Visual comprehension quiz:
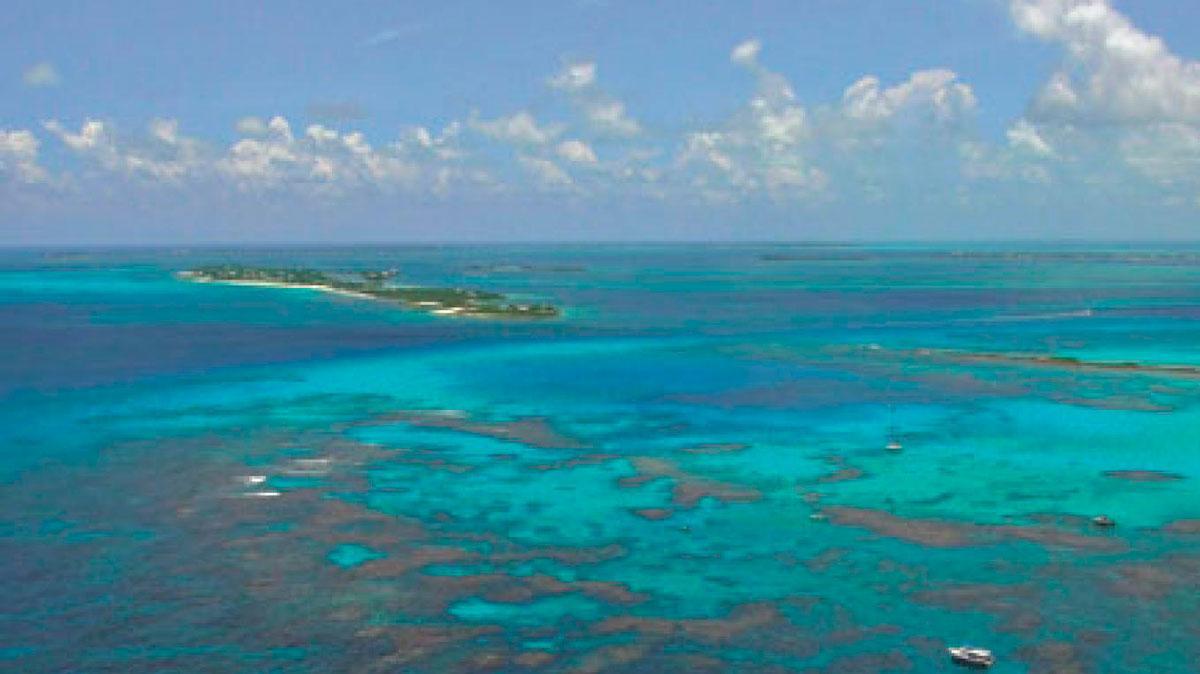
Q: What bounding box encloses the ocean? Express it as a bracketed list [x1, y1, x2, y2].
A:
[2, 244, 1199, 672]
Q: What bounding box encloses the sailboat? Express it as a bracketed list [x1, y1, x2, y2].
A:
[884, 404, 903, 452]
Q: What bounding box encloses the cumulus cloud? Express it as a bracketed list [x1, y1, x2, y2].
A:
[23, 62, 60, 88]
[44, 119, 105, 151]
[1002, 0, 1200, 196]
[470, 111, 561, 145]
[584, 100, 640, 137]
[1012, 0, 1200, 124]
[0, 129, 47, 183]
[45, 118, 206, 182]
[399, 121, 466, 162]
[219, 116, 427, 191]
[16, 10, 1200, 222]
[39, 115, 487, 198]
[518, 155, 573, 188]
[675, 40, 826, 200]
[676, 38, 987, 203]
[959, 139, 1053, 185]
[235, 116, 269, 135]
[548, 61, 597, 91]
[556, 139, 598, 164]
[1119, 123, 1200, 186]
[730, 39, 761, 67]
[548, 60, 641, 137]
[841, 69, 976, 124]
[1006, 119, 1055, 157]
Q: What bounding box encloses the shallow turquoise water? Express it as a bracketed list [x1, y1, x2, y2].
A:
[2, 244, 1199, 672]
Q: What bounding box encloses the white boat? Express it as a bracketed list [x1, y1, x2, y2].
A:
[948, 646, 995, 669]
[884, 405, 902, 452]
[1092, 514, 1116, 527]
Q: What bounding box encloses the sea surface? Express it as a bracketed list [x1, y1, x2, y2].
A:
[2, 244, 1199, 673]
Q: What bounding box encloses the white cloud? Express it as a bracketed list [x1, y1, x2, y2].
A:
[548, 61, 597, 91]
[518, 155, 573, 187]
[44, 119, 105, 151]
[680, 39, 984, 202]
[45, 118, 206, 182]
[38, 113, 493, 199]
[0, 129, 48, 183]
[676, 40, 822, 200]
[1006, 119, 1055, 156]
[556, 139, 598, 164]
[235, 116, 269, 135]
[548, 60, 641, 137]
[959, 139, 1053, 185]
[841, 69, 976, 124]
[23, 62, 60, 88]
[219, 117, 430, 191]
[1119, 123, 1200, 186]
[306, 124, 340, 144]
[398, 121, 465, 161]
[266, 115, 294, 142]
[1001, 0, 1200, 197]
[1011, 0, 1200, 124]
[585, 100, 640, 137]
[730, 39, 761, 67]
[218, 117, 489, 196]
[220, 136, 297, 186]
[18, 17, 1200, 218]
[470, 111, 561, 145]
[360, 23, 425, 48]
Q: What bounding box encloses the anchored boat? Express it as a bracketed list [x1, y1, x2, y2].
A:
[884, 404, 903, 452]
[948, 646, 995, 669]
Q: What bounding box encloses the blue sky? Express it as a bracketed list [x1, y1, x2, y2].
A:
[3, 0, 1200, 243]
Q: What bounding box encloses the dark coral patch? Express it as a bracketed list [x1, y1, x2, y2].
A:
[825, 506, 975, 548]
[513, 651, 555, 668]
[1106, 562, 1189, 599]
[809, 650, 913, 673]
[631, 507, 674, 521]
[530, 453, 620, 472]
[1164, 519, 1200, 534]
[619, 457, 762, 509]
[368, 410, 589, 449]
[678, 442, 749, 455]
[825, 506, 1126, 552]
[913, 582, 1042, 635]
[818, 467, 866, 484]
[803, 455, 869, 486]
[1015, 640, 1097, 674]
[1102, 469, 1186, 482]
[804, 547, 849, 573]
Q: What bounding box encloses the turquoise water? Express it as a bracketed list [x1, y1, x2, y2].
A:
[2, 244, 1199, 672]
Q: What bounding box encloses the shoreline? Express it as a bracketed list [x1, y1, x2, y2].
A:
[177, 273, 378, 301]
[175, 269, 560, 319]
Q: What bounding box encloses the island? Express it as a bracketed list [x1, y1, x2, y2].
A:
[177, 265, 560, 318]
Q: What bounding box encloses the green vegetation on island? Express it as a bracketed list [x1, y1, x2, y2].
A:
[180, 265, 560, 318]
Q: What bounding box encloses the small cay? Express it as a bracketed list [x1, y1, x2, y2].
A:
[179, 265, 559, 318]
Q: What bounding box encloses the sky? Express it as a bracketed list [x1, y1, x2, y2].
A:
[3, 0, 1200, 244]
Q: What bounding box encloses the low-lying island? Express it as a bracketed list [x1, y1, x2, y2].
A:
[179, 265, 560, 319]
